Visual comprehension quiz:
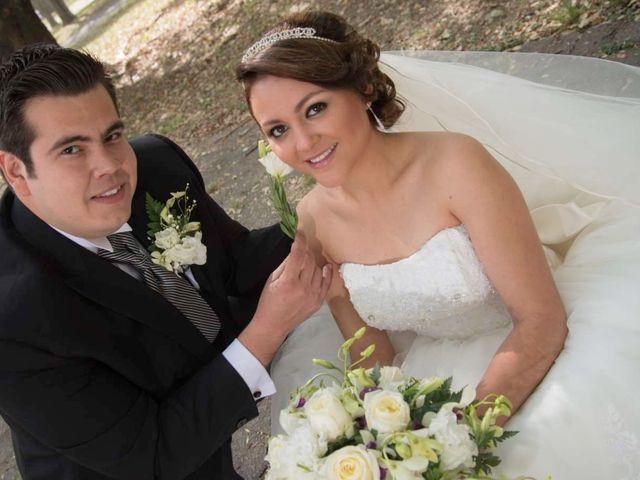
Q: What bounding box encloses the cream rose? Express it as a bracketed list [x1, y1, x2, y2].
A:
[364, 390, 410, 434]
[304, 388, 354, 442]
[322, 445, 380, 480]
[154, 227, 181, 250]
[163, 231, 207, 268]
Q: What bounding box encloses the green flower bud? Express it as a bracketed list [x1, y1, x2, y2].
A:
[341, 337, 356, 351]
[353, 326, 367, 340]
[160, 206, 171, 223]
[395, 442, 412, 459]
[182, 222, 201, 233]
[360, 344, 376, 359]
[352, 368, 376, 388]
[312, 358, 338, 370]
[341, 390, 364, 418]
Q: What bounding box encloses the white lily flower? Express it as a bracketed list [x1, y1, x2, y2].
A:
[258, 151, 294, 178]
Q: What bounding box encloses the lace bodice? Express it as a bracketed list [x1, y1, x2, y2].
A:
[340, 225, 511, 339]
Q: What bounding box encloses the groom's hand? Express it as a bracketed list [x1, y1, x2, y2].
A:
[238, 233, 332, 366]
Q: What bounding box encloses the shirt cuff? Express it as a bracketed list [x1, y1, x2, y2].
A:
[222, 339, 276, 401]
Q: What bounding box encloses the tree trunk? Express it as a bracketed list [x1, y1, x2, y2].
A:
[0, 0, 57, 60]
[49, 0, 76, 25]
[32, 0, 60, 29]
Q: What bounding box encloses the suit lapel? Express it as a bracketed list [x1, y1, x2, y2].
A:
[10, 196, 212, 360]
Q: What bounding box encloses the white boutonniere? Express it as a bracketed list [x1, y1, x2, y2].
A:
[145, 184, 207, 273]
[257, 139, 297, 239]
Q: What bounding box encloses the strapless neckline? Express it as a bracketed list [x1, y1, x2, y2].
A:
[341, 224, 466, 269]
[339, 223, 511, 338]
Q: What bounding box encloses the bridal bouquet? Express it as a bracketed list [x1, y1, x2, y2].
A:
[266, 328, 530, 480]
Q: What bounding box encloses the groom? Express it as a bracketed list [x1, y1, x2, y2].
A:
[0, 44, 330, 479]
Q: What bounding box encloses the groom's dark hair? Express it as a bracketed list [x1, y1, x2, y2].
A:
[0, 44, 118, 178]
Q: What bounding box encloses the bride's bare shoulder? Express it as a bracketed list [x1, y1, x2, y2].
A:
[412, 132, 499, 175]
[297, 185, 325, 220]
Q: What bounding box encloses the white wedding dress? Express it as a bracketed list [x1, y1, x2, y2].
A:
[270, 52, 640, 480]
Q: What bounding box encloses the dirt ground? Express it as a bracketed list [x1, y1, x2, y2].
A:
[1, 0, 639, 478]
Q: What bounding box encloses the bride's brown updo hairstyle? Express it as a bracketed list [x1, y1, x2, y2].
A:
[236, 11, 404, 129]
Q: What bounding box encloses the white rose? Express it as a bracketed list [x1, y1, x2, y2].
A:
[376, 366, 406, 391]
[154, 227, 181, 250]
[258, 151, 294, 178]
[304, 388, 354, 442]
[279, 408, 307, 436]
[426, 409, 477, 471]
[264, 435, 289, 478]
[322, 445, 380, 480]
[163, 231, 207, 267]
[265, 424, 326, 479]
[364, 390, 410, 434]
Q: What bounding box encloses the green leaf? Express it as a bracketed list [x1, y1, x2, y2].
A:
[145, 192, 164, 231]
[423, 467, 444, 480]
[474, 452, 501, 475]
[280, 221, 296, 240]
[494, 430, 519, 443]
[370, 362, 381, 385]
[325, 434, 357, 455]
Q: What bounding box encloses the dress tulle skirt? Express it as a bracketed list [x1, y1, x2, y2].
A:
[270, 52, 640, 480]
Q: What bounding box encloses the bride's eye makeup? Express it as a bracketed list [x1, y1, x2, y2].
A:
[266, 101, 327, 139]
[306, 102, 327, 117]
[268, 124, 288, 138]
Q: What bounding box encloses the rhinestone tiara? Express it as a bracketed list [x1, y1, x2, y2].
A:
[241, 27, 338, 62]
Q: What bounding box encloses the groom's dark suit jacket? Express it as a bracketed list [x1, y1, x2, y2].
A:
[0, 134, 291, 479]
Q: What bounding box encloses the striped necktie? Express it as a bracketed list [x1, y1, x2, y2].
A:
[98, 231, 221, 342]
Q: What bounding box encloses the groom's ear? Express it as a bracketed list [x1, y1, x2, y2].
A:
[0, 151, 31, 196]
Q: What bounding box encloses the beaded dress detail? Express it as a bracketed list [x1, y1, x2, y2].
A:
[340, 225, 511, 339]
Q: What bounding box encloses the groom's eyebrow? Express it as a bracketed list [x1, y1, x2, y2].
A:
[48, 134, 91, 154]
[47, 121, 125, 154]
[261, 89, 325, 128]
[103, 120, 125, 138]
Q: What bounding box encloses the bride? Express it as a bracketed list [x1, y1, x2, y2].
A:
[236, 11, 640, 480]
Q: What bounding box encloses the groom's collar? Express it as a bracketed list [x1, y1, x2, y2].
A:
[50, 223, 132, 254]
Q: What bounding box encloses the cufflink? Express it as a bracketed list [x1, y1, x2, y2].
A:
[253, 390, 262, 399]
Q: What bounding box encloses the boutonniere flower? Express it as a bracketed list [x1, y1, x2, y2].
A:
[257, 139, 297, 239]
[145, 183, 206, 273]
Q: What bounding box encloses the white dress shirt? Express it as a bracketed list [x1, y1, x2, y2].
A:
[51, 223, 275, 401]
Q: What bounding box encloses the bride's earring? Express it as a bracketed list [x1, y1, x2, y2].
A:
[366, 103, 387, 131]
